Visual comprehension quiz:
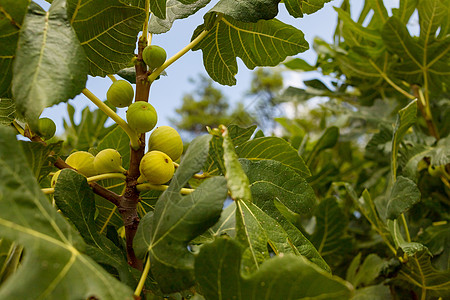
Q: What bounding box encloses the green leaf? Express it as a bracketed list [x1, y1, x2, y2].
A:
[0, 0, 29, 97]
[346, 253, 387, 288]
[192, 16, 308, 86]
[310, 198, 352, 264]
[0, 98, 15, 126]
[418, 0, 448, 41]
[387, 220, 428, 256]
[0, 126, 133, 299]
[19, 140, 62, 182]
[117, 67, 137, 84]
[353, 284, 392, 300]
[235, 199, 299, 274]
[12, 0, 89, 122]
[222, 125, 252, 202]
[284, 57, 316, 71]
[193, 201, 236, 244]
[386, 176, 421, 220]
[382, 16, 450, 93]
[195, 237, 353, 299]
[53, 169, 136, 286]
[241, 159, 329, 271]
[397, 250, 450, 298]
[208, 0, 279, 23]
[307, 126, 339, 165]
[133, 134, 228, 293]
[427, 135, 450, 166]
[236, 136, 311, 178]
[284, 0, 332, 18]
[392, 0, 419, 24]
[150, 0, 166, 19]
[391, 100, 417, 180]
[149, 0, 211, 34]
[67, 0, 145, 76]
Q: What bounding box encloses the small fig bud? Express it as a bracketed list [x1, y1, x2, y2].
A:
[107, 80, 134, 108]
[142, 45, 166, 70]
[51, 169, 62, 187]
[148, 126, 183, 161]
[65, 151, 97, 177]
[138, 150, 174, 184]
[126, 101, 158, 133]
[428, 165, 445, 177]
[94, 148, 127, 174]
[37, 117, 56, 140]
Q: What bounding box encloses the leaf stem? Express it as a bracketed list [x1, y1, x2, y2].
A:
[107, 74, 117, 82]
[173, 162, 209, 179]
[87, 173, 127, 182]
[82, 88, 140, 149]
[136, 183, 194, 194]
[134, 254, 151, 297]
[140, 0, 150, 45]
[411, 85, 440, 140]
[148, 29, 210, 82]
[11, 120, 25, 135]
[369, 60, 415, 100]
[400, 213, 411, 243]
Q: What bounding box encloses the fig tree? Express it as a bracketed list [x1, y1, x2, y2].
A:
[137, 150, 174, 184]
[142, 45, 166, 70]
[107, 80, 134, 108]
[37, 117, 56, 140]
[94, 148, 127, 174]
[126, 101, 157, 133]
[148, 126, 183, 161]
[65, 151, 97, 177]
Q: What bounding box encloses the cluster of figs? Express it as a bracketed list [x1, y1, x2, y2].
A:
[52, 45, 183, 186]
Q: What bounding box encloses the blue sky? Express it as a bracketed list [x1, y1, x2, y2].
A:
[35, 0, 400, 137]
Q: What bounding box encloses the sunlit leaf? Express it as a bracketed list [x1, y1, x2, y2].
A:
[12, 0, 89, 123]
[208, 0, 279, 23]
[284, 0, 332, 18]
[67, 0, 145, 76]
[192, 16, 308, 85]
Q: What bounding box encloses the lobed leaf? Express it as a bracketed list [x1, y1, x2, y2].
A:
[195, 237, 353, 299]
[12, 0, 89, 123]
[0, 0, 29, 97]
[208, 0, 279, 23]
[284, 0, 332, 18]
[67, 0, 145, 76]
[192, 16, 308, 85]
[386, 176, 421, 220]
[0, 126, 134, 299]
[20, 140, 62, 182]
[237, 136, 311, 178]
[0, 98, 15, 126]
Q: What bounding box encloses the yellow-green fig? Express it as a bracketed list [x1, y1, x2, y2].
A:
[148, 126, 183, 161]
[138, 150, 174, 184]
[107, 80, 134, 108]
[142, 45, 166, 70]
[428, 165, 445, 177]
[126, 101, 158, 133]
[65, 151, 97, 177]
[37, 117, 56, 140]
[94, 148, 127, 174]
[51, 169, 62, 187]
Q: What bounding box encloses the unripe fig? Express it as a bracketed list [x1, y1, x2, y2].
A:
[138, 150, 174, 184]
[148, 126, 183, 161]
[428, 165, 445, 177]
[65, 151, 97, 177]
[126, 101, 157, 133]
[94, 148, 127, 174]
[37, 117, 56, 139]
[142, 45, 166, 70]
[107, 80, 134, 108]
[51, 170, 62, 187]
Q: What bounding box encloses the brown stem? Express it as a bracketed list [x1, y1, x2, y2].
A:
[411, 85, 440, 140]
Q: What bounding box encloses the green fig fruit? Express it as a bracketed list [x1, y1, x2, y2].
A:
[65, 151, 97, 177]
[107, 80, 134, 108]
[51, 169, 62, 187]
[148, 126, 183, 161]
[137, 150, 174, 184]
[94, 148, 127, 174]
[126, 101, 158, 133]
[37, 117, 56, 140]
[142, 45, 166, 70]
[428, 165, 445, 177]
